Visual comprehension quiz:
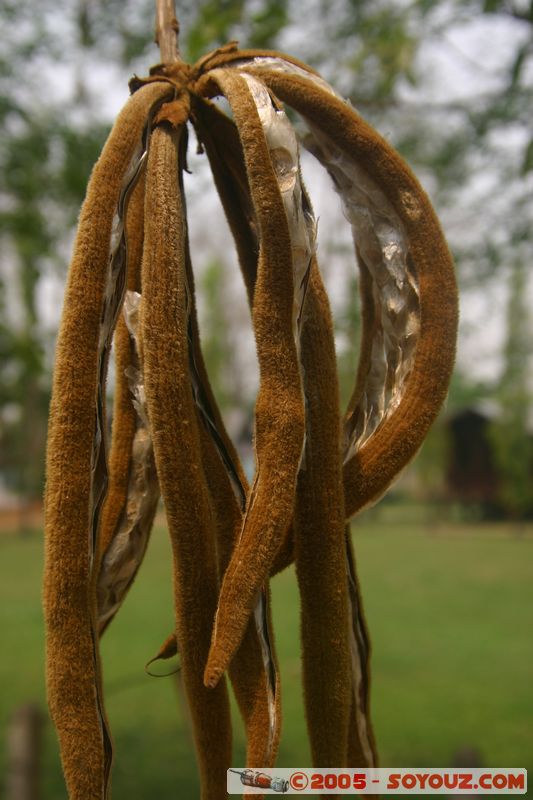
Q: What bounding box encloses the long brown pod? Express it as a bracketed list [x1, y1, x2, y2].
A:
[43, 80, 171, 800]
[202, 69, 306, 690]
[192, 97, 258, 303]
[292, 259, 352, 769]
[98, 175, 146, 558]
[96, 173, 161, 636]
[194, 90, 375, 770]
[240, 65, 458, 518]
[140, 119, 231, 799]
[191, 97, 293, 579]
[219, 70, 362, 775]
[193, 96, 284, 769]
[208, 54, 455, 772]
[197, 48, 456, 562]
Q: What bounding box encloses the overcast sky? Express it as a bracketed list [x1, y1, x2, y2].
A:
[5, 1, 532, 392]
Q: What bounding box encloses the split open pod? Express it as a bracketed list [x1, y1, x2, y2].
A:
[43, 44, 457, 799]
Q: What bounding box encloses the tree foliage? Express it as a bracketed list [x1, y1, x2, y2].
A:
[0, 0, 531, 507]
[489, 260, 533, 519]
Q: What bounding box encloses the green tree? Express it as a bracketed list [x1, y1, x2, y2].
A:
[489, 260, 533, 519]
[199, 259, 236, 412]
[1, 0, 531, 503]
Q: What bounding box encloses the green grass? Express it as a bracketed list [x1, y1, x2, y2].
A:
[1, 512, 532, 797]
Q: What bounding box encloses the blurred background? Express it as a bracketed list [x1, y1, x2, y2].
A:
[0, 0, 532, 797]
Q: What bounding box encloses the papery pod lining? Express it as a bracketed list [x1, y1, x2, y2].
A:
[97, 172, 160, 635]
[98, 174, 146, 559]
[97, 290, 159, 634]
[241, 66, 457, 517]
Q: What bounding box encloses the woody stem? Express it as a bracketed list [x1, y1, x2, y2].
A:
[155, 0, 181, 63]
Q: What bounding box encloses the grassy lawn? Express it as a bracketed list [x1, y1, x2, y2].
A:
[1, 510, 532, 797]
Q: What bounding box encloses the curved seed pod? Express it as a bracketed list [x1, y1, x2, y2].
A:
[43, 80, 171, 800]
[98, 175, 146, 558]
[192, 97, 258, 303]
[225, 75, 359, 773]
[146, 97, 284, 770]
[238, 63, 458, 518]
[194, 94, 372, 770]
[96, 289, 160, 635]
[193, 97, 282, 768]
[192, 97, 294, 581]
[194, 45, 323, 85]
[292, 259, 352, 768]
[185, 251, 282, 769]
[96, 175, 161, 636]
[203, 68, 306, 690]
[140, 121, 231, 800]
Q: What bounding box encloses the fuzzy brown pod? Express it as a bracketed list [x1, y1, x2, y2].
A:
[43, 43, 457, 799]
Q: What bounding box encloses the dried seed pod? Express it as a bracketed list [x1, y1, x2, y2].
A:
[203, 68, 306, 690]
[192, 97, 258, 302]
[43, 80, 172, 800]
[292, 260, 352, 769]
[197, 51, 455, 774]
[232, 59, 458, 515]
[180, 160, 281, 768]
[96, 289, 160, 635]
[140, 121, 231, 799]
[98, 174, 146, 557]
[193, 94, 292, 765]
[345, 527, 378, 767]
[97, 175, 161, 636]
[44, 40, 457, 798]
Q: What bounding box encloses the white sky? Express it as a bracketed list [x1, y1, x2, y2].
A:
[16, 3, 533, 391]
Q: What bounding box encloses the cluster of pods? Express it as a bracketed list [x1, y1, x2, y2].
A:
[43, 43, 458, 799]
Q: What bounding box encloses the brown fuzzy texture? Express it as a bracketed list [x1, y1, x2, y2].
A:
[140, 121, 231, 800]
[98, 174, 146, 560]
[193, 96, 282, 768]
[44, 47, 458, 796]
[183, 166, 282, 768]
[43, 81, 171, 800]
[243, 67, 458, 518]
[192, 97, 258, 303]
[193, 45, 322, 83]
[98, 317, 137, 557]
[199, 422, 282, 769]
[195, 95, 375, 768]
[293, 262, 351, 768]
[192, 98, 293, 579]
[203, 69, 305, 689]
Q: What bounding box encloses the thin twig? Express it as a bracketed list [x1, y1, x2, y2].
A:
[155, 0, 181, 64]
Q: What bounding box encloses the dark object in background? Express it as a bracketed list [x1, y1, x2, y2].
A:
[446, 406, 533, 520]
